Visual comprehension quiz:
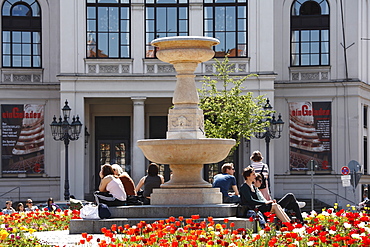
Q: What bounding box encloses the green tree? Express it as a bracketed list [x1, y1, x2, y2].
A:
[198, 56, 273, 151]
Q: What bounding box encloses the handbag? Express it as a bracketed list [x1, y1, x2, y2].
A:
[259, 164, 267, 189]
[80, 203, 100, 219]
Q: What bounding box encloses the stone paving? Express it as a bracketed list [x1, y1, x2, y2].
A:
[33, 230, 106, 246]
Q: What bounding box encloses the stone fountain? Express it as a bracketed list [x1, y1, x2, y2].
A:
[137, 36, 235, 205]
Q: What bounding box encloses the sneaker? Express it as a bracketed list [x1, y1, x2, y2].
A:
[297, 201, 306, 208]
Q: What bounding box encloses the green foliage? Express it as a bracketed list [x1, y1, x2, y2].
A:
[198, 56, 273, 150]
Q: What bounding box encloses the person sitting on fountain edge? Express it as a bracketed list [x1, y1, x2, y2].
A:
[212, 163, 240, 203]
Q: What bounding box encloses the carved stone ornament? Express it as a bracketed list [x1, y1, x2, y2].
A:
[238, 63, 246, 72]
[99, 65, 119, 73]
[321, 72, 329, 80]
[205, 64, 213, 73]
[122, 65, 130, 73]
[13, 74, 32, 82]
[147, 65, 155, 73]
[4, 74, 11, 82]
[33, 74, 41, 82]
[88, 64, 96, 73]
[158, 65, 175, 73]
[301, 72, 319, 80]
[292, 73, 299, 80]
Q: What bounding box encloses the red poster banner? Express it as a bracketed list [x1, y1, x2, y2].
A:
[289, 102, 332, 172]
[1, 104, 45, 174]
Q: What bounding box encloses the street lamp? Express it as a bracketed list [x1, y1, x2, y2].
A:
[50, 100, 83, 200]
[254, 99, 284, 166]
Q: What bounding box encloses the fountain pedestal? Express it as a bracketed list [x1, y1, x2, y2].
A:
[137, 36, 235, 205]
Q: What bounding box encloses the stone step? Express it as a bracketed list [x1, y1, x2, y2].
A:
[70, 217, 256, 234]
[109, 204, 237, 218]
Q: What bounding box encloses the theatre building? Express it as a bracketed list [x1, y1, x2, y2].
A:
[0, 0, 370, 207]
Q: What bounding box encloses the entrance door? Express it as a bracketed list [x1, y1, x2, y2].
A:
[95, 116, 130, 189]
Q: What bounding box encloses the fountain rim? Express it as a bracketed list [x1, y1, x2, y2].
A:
[151, 36, 220, 47]
[137, 138, 236, 146]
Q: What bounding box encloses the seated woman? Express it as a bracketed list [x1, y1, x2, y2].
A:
[239, 166, 290, 223]
[135, 163, 164, 205]
[255, 173, 304, 223]
[95, 164, 127, 206]
[111, 164, 137, 196]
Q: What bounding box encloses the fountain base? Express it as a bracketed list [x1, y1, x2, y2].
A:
[150, 187, 222, 205]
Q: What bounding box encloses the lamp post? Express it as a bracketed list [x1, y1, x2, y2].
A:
[50, 100, 82, 200]
[254, 99, 284, 166]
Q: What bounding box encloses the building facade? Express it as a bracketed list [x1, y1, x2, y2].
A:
[0, 0, 369, 207]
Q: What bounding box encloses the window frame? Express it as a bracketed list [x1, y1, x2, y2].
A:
[86, 0, 131, 59]
[290, 0, 330, 67]
[203, 0, 248, 58]
[145, 0, 189, 58]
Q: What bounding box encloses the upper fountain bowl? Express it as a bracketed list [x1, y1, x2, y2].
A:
[151, 36, 220, 64]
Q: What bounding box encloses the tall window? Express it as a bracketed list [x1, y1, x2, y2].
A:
[145, 0, 189, 58]
[204, 0, 247, 58]
[291, 0, 329, 66]
[2, 0, 41, 68]
[86, 0, 130, 58]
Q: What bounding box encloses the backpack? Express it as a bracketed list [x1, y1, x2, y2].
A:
[258, 164, 268, 189]
[98, 203, 111, 219]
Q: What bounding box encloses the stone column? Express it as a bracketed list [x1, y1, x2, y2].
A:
[131, 96, 147, 184]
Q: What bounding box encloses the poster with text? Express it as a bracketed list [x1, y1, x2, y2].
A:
[1, 104, 45, 174]
[289, 102, 332, 172]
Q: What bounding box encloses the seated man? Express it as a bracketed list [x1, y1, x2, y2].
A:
[212, 163, 240, 203]
[255, 173, 304, 223]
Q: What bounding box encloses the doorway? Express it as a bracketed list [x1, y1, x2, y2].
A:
[95, 116, 130, 189]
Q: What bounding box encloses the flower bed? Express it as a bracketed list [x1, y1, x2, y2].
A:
[0, 209, 80, 246]
[77, 207, 370, 246]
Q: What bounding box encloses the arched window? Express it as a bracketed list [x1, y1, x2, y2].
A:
[204, 0, 247, 58]
[86, 0, 131, 58]
[2, 0, 41, 68]
[291, 0, 329, 66]
[145, 0, 189, 58]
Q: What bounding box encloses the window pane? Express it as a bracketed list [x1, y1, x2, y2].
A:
[146, 7, 154, 19]
[33, 44, 40, 55]
[98, 33, 108, 56]
[291, 31, 299, 42]
[311, 30, 319, 41]
[31, 2, 41, 16]
[33, 32, 41, 43]
[320, 1, 329, 15]
[98, 0, 118, 3]
[179, 7, 187, 19]
[87, 45, 97, 57]
[87, 0, 96, 2]
[291, 42, 299, 53]
[301, 54, 309, 65]
[2, 2, 11, 16]
[13, 56, 21, 66]
[226, 7, 235, 31]
[321, 41, 329, 53]
[238, 6, 246, 18]
[204, 6, 213, 19]
[109, 33, 119, 57]
[87, 7, 96, 19]
[3, 31, 11, 42]
[167, 8, 178, 32]
[301, 30, 309, 42]
[215, 7, 225, 31]
[22, 44, 31, 55]
[226, 33, 235, 54]
[238, 32, 246, 43]
[98, 7, 109, 31]
[321, 30, 329, 41]
[146, 20, 155, 32]
[121, 0, 129, 3]
[121, 46, 129, 57]
[179, 20, 187, 32]
[157, 8, 166, 32]
[311, 54, 319, 65]
[109, 7, 119, 31]
[13, 32, 22, 42]
[205, 20, 213, 32]
[291, 54, 299, 66]
[238, 19, 245, 31]
[120, 33, 129, 45]
[3, 55, 11, 66]
[215, 32, 225, 52]
[33, 56, 41, 67]
[121, 20, 129, 32]
[3, 44, 11, 54]
[12, 4, 31, 16]
[321, 54, 329, 65]
[87, 20, 96, 32]
[121, 7, 129, 19]
[146, 33, 155, 44]
[22, 56, 31, 67]
[301, 43, 309, 54]
[13, 44, 22, 55]
[311, 42, 319, 53]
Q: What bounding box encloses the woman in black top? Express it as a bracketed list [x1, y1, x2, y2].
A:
[135, 163, 164, 204]
[240, 166, 290, 223]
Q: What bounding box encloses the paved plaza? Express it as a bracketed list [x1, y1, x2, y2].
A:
[33, 230, 106, 246]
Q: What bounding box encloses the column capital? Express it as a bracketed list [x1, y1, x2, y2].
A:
[131, 96, 147, 105]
